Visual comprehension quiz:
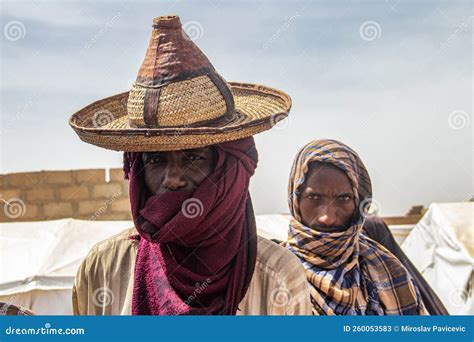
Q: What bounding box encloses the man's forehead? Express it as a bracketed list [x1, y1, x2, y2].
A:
[305, 161, 353, 191]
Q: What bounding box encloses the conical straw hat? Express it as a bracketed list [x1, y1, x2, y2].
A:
[69, 15, 291, 152]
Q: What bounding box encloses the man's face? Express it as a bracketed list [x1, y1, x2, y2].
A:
[298, 162, 356, 232]
[142, 147, 216, 195]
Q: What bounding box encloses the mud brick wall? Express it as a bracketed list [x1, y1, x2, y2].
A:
[0, 169, 132, 222]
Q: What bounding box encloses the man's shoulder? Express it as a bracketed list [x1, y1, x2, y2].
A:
[73, 227, 137, 315]
[239, 236, 311, 315]
[255, 235, 305, 280]
[92, 227, 137, 250]
[81, 227, 137, 268]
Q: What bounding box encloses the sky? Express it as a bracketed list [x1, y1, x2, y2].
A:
[0, 0, 472, 216]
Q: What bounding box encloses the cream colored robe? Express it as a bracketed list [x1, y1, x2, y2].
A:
[72, 228, 312, 315]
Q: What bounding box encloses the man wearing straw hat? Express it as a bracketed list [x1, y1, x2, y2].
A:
[70, 15, 311, 315]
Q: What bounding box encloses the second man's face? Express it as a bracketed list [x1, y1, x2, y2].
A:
[298, 162, 356, 232]
[142, 147, 216, 195]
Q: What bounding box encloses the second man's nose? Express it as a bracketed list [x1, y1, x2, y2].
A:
[316, 206, 337, 227]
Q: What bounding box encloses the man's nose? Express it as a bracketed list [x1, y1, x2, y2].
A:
[162, 165, 186, 190]
[317, 205, 338, 226]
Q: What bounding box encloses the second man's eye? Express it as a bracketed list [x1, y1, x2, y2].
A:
[307, 194, 320, 200]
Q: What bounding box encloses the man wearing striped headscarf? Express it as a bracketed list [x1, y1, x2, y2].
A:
[286, 139, 428, 315]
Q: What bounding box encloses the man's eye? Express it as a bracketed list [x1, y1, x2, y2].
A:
[188, 155, 204, 162]
[338, 195, 351, 201]
[307, 194, 320, 200]
[148, 156, 164, 164]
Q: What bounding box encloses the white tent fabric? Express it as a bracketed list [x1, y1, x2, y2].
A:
[0, 217, 289, 315]
[255, 214, 290, 241]
[401, 202, 473, 315]
[1, 208, 469, 315]
[0, 218, 132, 315]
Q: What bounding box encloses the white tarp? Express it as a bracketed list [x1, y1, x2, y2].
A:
[0, 217, 289, 314]
[1, 208, 470, 315]
[255, 214, 290, 241]
[0, 218, 132, 314]
[401, 202, 473, 315]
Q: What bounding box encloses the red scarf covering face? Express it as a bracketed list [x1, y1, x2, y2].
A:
[123, 137, 258, 315]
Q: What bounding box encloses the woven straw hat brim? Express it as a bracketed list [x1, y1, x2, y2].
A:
[69, 82, 291, 152]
